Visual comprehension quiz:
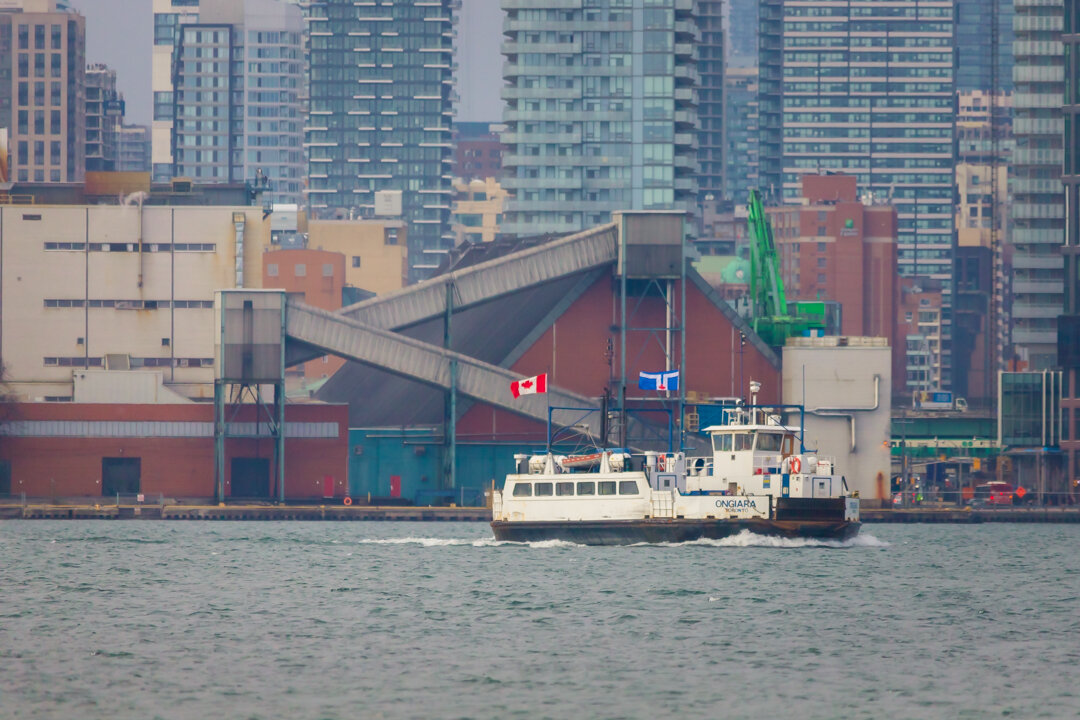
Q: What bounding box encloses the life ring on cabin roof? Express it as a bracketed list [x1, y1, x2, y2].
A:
[343, 496, 353, 506]
[790, 457, 801, 474]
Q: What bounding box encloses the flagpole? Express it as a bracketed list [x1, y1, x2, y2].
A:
[546, 372, 552, 455]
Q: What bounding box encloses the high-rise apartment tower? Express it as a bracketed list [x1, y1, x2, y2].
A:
[305, 0, 455, 281]
[499, 0, 698, 236]
[170, 0, 304, 204]
[759, 0, 956, 388]
[0, 0, 85, 183]
[1012, 0, 1065, 369]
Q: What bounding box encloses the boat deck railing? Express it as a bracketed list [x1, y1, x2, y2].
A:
[751, 455, 785, 475]
[686, 457, 713, 477]
[748, 454, 838, 475]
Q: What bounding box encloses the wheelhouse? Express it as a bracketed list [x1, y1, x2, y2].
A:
[709, 428, 796, 455]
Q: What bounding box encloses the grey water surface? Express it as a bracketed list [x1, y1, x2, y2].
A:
[1, 522, 1077, 720]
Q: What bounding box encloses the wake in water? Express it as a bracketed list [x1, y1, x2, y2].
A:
[353, 531, 888, 549]
[658, 530, 890, 549]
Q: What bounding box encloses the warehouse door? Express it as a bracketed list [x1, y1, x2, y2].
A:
[0, 461, 10, 496]
[231, 458, 270, 498]
[102, 458, 141, 496]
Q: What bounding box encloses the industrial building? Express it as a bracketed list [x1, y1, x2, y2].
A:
[0, 190, 894, 507]
[783, 337, 892, 502]
[0, 177, 352, 502]
[0, 401, 347, 501]
[288, 211, 889, 505]
[0, 177, 272, 402]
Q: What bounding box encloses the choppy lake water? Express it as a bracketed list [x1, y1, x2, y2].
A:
[1, 521, 1078, 719]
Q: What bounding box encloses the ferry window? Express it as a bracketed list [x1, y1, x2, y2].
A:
[713, 433, 732, 452]
[535, 482, 554, 496]
[556, 482, 574, 496]
[512, 483, 532, 497]
[734, 433, 754, 451]
[618, 480, 638, 495]
[598, 481, 617, 496]
[757, 433, 783, 452]
[576, 481, 595, 495]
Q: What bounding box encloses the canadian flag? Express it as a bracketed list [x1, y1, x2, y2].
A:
[510, 373, 547, 398]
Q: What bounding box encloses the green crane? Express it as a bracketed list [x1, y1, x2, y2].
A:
[746, 189, 826, 347]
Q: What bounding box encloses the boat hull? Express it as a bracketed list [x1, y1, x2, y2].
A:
[490, 518, 861, 546]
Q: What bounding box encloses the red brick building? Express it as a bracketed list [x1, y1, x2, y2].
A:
[0, 402, 348, 501]
[768, 174, 902, 393]
[453, 122, 506, 181]
[263, 248, 347, 385]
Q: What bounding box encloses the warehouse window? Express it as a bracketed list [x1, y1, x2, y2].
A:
[322, 263, 333, 277]
[294, 263, 306, 277]
[267, 263, 278, 277]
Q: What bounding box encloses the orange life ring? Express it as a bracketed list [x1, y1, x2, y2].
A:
[791, 457, 801, 474]
[657, 455, 666, 472]
[343, 496, 353, 506]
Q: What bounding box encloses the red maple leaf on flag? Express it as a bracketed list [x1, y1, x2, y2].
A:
[510, 373, 547, 398]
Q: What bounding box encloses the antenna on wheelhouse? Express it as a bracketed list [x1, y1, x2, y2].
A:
[749, 380, 761, 423]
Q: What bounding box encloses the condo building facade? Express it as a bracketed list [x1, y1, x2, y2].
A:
[304, 0, 455, 280]
[499, 0, 699, 236]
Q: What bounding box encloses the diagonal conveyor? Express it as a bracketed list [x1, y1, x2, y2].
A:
[338, 223, 618, 329]
[285, 301, 601, 430]
[283, 223, 618, 367]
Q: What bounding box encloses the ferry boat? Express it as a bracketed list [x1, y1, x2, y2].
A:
[491, 386, 860, 545]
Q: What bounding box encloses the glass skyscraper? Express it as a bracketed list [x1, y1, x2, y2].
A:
[698, 0, 723, 205]
[170, 0, 305, 205]
[723, 66, 758, 204]
[1012, 0, 1064, 370]
[759, 0, 956, 388]
[725, 0, 757, 69]
[499, 0, 698, 236]
[955, 0, 1014, 93]
[305, 0, 455, 280]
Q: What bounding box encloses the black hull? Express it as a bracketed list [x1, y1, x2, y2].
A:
[490, 518, 861, 546]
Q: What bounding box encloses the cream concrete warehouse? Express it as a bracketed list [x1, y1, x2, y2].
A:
[782, 338, 892, 505]
[0, 191, 271, 401]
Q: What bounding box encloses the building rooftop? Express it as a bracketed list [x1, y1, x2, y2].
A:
[3, 175, 264, 207]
